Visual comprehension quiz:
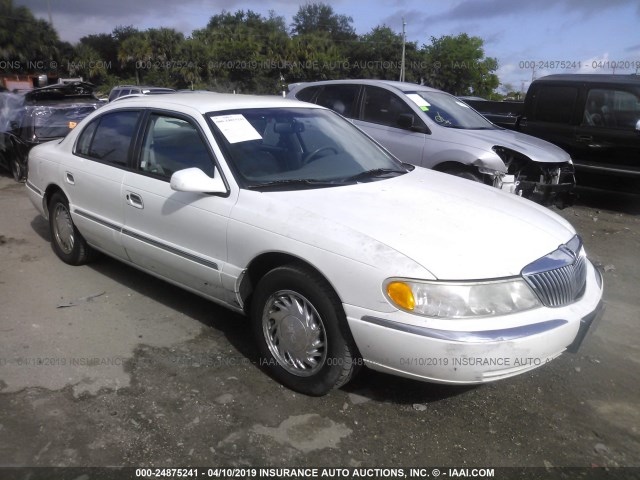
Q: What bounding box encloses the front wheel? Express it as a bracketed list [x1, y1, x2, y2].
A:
[48, 192, 96, 265]
[441, 166, 483, 183]
[251, 264, 359, 396]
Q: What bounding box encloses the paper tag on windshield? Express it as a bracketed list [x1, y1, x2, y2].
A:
[406, 94, 430, 108]
[211, 114, 262, 143]
[455, 101, 471, 108]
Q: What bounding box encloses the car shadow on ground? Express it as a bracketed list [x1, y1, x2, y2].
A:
[92, 256, 474, 402]
[574, 187, 640, 215]
[572, 173, 640, 215]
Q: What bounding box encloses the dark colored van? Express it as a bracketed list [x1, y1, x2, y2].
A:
[468, 74, 640, 181]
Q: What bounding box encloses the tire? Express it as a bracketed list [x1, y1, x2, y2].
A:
[251, 264, 359, 396]
[441, 166, 483, 183]
[11, 155, 25, 183]
[48, 192, 95, 265]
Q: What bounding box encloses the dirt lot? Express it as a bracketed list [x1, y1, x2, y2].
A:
[0, 172, 639, 475]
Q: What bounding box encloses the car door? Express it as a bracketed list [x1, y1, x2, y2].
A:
[121, 111, 234, 300]
[573, 86, 640, 175]
[519, 84, 579, 156]
[353, 86, 427, 165]
[65, 110, 142, 259]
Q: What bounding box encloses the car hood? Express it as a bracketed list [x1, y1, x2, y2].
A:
[263, 168, 576, 279]
[445, 127, 571, 164]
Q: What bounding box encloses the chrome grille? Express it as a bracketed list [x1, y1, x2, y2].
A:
[522, 235, 588, 308]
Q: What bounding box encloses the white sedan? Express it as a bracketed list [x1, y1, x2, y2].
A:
[25, 93, 604, 396]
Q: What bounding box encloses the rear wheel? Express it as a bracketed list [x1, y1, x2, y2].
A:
[48, 192, 95, 265]
[11, 155, 25, 182]
[251, 264, 359, 396]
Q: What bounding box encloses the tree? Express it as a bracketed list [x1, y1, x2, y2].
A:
[346, 26, 419, 81]
[177, 39, 207, 89]
[286, 32, 345, 82]
[69, 44, 107, 82]
[0, 0, 66, 76]
[79, 33, 119, 76]
[422, 34, 499, 97]
[291, 3, 356, 43]
[194, 10, 291, 93]
[117, 33, 151, 85]
[147, 28, 184, 63]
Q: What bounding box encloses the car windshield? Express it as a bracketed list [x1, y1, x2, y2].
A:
[32, 105, 97, 139]
[208, 107, 409, 189]
[407, 91, 496, 130]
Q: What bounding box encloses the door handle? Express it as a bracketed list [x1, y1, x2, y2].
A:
[576, 134, 593, 142]
[126, 192, 144, 209]
[65, 172, 75, 185]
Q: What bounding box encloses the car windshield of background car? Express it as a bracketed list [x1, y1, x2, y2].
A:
[409, 91, 495, 130]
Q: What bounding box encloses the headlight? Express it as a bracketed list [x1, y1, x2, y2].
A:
[385, 278, 541, 319]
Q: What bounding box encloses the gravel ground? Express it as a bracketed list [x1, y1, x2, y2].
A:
[0, 172, 639, 477]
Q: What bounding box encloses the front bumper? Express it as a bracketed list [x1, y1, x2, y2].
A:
[518, 181, 575, 208]
[345, 261, 603, 384]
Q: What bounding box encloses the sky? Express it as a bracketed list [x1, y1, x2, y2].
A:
[15, 0, 640, 92]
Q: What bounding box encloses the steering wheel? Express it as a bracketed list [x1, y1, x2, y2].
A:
[302, 146, 338, 164]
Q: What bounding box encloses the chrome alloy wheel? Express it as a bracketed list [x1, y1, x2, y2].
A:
[262, 290, 327, 376]
[52, 203, 75, 254]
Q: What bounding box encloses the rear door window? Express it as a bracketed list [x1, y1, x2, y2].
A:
[76, 111, 140, 167]
[295, 86, 321, 102]
[314, 85, 360, 118]
[532, 86, 578, 124]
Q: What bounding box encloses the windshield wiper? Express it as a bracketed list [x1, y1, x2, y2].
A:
[246, 178, 339, 190]
[342, 168, 407, 183]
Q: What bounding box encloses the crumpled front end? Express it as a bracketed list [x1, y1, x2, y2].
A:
[492, 146, 576, 208]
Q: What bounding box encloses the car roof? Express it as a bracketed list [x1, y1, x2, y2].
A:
[533, 74, 640, 85]
[24, 81, 98, 103]
[102, 92, 322, 114]
[290, 79, 444, 94]
[112, 85, 175, 90]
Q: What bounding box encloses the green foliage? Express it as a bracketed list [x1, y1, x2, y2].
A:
[422, 33, 499, 96]
[69, 44, 107, 82]
[0, 1, 501, 97]
[291, 3, 356, 42]
[345, 26, 421, 81]
[0, 0, 68, 76]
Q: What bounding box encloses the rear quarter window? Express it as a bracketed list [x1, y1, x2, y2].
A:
[295, 86, 320, 102]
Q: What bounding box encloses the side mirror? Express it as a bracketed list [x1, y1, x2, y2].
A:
[397, 113, 429, 134]
[170, 167, 227, 194]
[397, 113, 415, 130]
[635, 119, 640, 133]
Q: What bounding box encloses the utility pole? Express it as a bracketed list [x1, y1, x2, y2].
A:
[399, 18, 406, 82]
[47, 0, 53, 27]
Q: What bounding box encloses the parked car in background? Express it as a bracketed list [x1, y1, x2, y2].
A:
[26, 93, 603, 395]
[465, 74, 640, 182]
[108, 85, 176, 102]
[0, 82, 102, 181]
[287, 80, 576, 207]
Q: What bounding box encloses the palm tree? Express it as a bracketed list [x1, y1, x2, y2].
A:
[117, 35, 151, 85]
